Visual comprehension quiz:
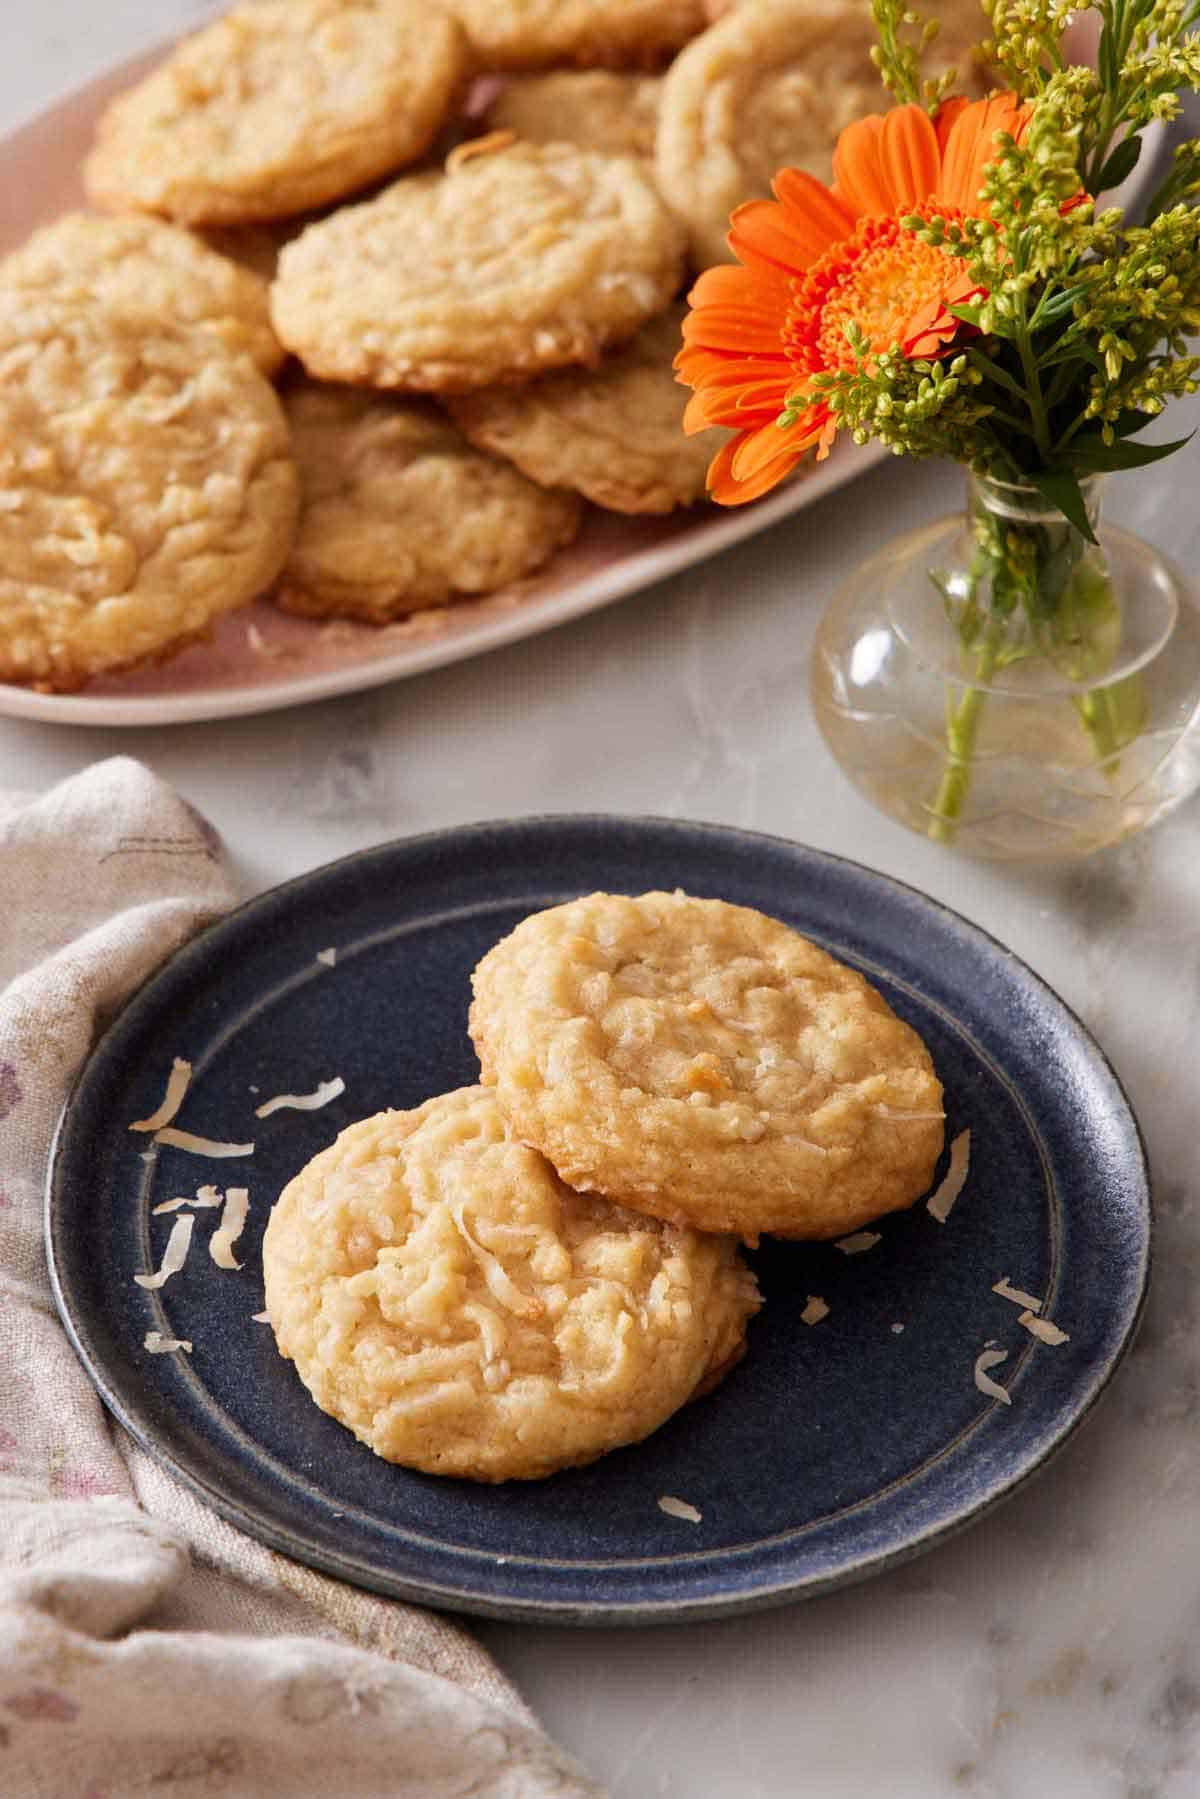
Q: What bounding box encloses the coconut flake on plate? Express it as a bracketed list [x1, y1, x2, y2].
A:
[835, 1231, 881, 1255]
[1018, 1309, 1070, 1345]
[973, 1346, 1013, 1405]
[800, 1295, 830, 1326]
[144, 1330, 192, 1354]
[657, 1495, 702, 1524]
[927, 1129, 972, 1223]
[129, 1057, 192, 1132]
[134, 1214, 194, 1290]
[315, 947, 337, 967]
[151, 1183, 225, 1215]
[251, 1310, 271, 1323]
[210, 1187, 250, 1269]
[153, 1127, 254, 1157]
[992, 1275, 1043, 1312]
[254, 1077, 345, 1118]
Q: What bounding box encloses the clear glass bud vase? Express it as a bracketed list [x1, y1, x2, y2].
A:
[810, 472, 1200, 860]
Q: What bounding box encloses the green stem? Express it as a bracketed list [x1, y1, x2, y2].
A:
[927, 619, 1004, 845]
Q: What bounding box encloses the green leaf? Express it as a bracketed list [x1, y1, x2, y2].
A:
[1062, 431, 1194, 473]
[1032, 282, 1092, 326]
[947, 303, 984, 328]
[1094, 134, 1142, 194]
[965, 346, 1027, 398]
[1028, 467, 1100, 543]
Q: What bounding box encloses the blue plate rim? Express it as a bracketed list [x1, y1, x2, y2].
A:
[44, 814, 1152, 1624]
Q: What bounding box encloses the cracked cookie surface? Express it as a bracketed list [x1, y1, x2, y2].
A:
[470, 891, 945, 1239]
[447, 307, 726, 513]
[84, 0, 468, 225]
[262, 1087, 760, 1481]
[269, 140, 685, 391]
[275, 381, 581, 621]
[1, 211, 283, 376]
[0, 298, 297, 690]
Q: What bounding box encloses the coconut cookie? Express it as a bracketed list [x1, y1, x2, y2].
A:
[447, 307, 726, 513]
[483, 71, 663, 162]
[470, 891, 945, 1240]
[0, 298, 297, 692]
[656, 0, 991, 269]
[274, 382, 581, 622]
[451, 0, 707, 70]
[83, 0, 469, 226]
[269, 140, 686, 392]
[0, 212, 284, 377]
[261, 1088, 761, 1482]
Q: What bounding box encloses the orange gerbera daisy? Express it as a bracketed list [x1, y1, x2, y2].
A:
[677, 94, 1033, 504]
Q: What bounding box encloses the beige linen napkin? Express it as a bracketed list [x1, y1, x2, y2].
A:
[0, 757, 602, 1799]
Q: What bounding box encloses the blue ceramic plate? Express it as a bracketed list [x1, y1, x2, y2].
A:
[46, 818, 1150, 1624]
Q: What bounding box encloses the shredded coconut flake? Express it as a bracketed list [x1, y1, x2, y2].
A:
[144, 1331, 192, 1354]
[1018, 1309, 1070, 1346]
[210, 1188, 250, 1270]
[891, 1322, 906, 1334]
[993, 1275, 1043, 1313]
[927, 1129, 972, 1223]
[835, 1231, 881, 1255]
[254, 1077, 345, 1119]
[453, 1203, 542, 1318]
[315, 947, 337, 967]
[152, 1184, 225, 1215]
[801, 1295, 830, 1326]
[973, 1346, 1013, 1406]
[154, 1127, 254, 1158]
[657, 1495, 702, 1524]
[251, 1310, 271, 1324]
[129, 1058, 192, 1132]
[134, 1214, 194, 1290]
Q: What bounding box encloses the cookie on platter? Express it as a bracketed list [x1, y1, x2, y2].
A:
[0, 211, 284, 377]
[275, 381, 582, 621]
[446, 307, 727, 513]
[269, 140, 686, 391]
[84, 0, 469, 225]
[0, 298, 297, 692]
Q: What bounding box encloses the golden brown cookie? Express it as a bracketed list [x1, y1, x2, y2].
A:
[450, 0, 707, 70]
[0, 298, 297, 691]
[269, 139, 686, 391]
[483, 71, 662, 162]
[0, 211, 283, 377]
[470, 891, 945, 1240]
[261, 1087, 761, 1482]
[446, 307, 725, 513]
[274, 380, 581, 621]
[656, 0, 991, 268]
[83, 0, 469, 226]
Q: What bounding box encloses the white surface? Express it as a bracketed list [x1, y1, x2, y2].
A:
[5, 10, 1200, 1795]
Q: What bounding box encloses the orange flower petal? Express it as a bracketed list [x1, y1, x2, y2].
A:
[939, 93, 1030, 212]
[832, 113, 892, 217]
[933, 95, 970, 155]
[687, 261, 792, 312]
[729, 183, 853, 276]
[707, 429, 818, 504]
[879, 106, 942, 212]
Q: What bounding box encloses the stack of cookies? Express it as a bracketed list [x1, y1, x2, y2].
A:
[1, 0, 991, 691]
[262, 891, 945, 1482]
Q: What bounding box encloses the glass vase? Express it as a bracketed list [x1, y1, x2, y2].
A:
[810, 471, 1200, 860]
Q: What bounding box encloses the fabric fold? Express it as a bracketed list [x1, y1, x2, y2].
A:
[0, 757, 602, 1799]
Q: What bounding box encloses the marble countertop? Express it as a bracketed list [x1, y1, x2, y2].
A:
[4, 8, 1200, 1794]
